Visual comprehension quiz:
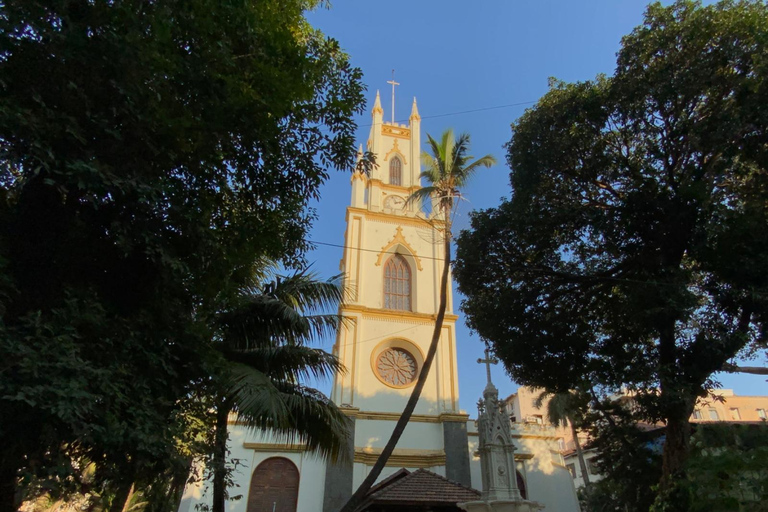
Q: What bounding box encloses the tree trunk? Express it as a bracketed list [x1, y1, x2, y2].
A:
[571, 421, 590, 489]
[339, 221, 452, 512]
[212, 397, 231, 512]
[657, 320, 693, 489]
[0, 458, 17, 512]
[660, 410, 691, 486]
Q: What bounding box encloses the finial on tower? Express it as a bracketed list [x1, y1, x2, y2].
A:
[410, 97, 420, 122]
[372, 90, 383, 117]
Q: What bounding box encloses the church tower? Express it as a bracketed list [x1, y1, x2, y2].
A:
[323, 91, 471, 511]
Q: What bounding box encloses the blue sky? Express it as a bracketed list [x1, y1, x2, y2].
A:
[303, 0, 767, 412]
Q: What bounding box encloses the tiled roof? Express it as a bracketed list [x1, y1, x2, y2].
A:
[360, 469, 481, 508]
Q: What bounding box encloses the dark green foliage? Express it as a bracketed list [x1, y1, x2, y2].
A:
[455, 0, 768, 488]
[658, 423, 768, 512]
[584, 422, 768, 512]
[0, 0, 364, 509]
[580, 402, 663, 512]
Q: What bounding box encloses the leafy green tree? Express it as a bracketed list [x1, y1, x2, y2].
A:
[673, 423, 768, 512]
[0, 0, 364, 510]
[455, 0, 768, 497]
[209, 268, 350, 512]
[534, 390, 591, 490]
[340, 129, 496, 512]
[580, 401, 663, 512]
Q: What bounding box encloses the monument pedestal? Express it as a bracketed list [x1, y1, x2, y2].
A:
[459, 498, 544, 512]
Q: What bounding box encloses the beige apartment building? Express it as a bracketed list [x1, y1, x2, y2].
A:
[503, 387, 768, 489]
[690, 389, 768, 422]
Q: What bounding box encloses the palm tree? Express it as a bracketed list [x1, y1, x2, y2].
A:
[210, 268, 350, 512]
[340, 129, 496, 512]
[535, 390, 591, 489]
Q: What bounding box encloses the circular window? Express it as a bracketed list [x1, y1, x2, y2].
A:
[375, 347, 418, 387]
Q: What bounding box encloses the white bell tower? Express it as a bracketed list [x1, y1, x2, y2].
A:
[323, 89, 471, 511]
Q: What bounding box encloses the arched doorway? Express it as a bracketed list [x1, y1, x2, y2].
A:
[247, 457, 299, 512]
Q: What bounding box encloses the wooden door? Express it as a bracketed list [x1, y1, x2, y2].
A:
[247, 457, 299, 512]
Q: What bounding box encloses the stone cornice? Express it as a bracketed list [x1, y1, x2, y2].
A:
[340, 303, 458, 324]
[355, 447, 445, 467]
[346, 206, 445, 229]
[243, 443, 305, 453]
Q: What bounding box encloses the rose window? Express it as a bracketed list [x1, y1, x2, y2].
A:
[376, 348, 417, 387]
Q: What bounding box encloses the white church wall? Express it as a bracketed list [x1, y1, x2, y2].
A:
[179, 426, 328, 512]
[353, 418, 444, 451]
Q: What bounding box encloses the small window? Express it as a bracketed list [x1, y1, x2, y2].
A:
[389, 157, 402, 186]
[692, 410, 703, 420]
[587, 458, 600, 475]
[757, 408, 766, 420]
[566, 463, 576, 479]
[730, 408, 741, 420]
[708, 409, 719, 420]
[558, 439, 566, 451]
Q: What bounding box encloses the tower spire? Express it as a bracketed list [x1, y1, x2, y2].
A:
[410, 97, 420, 121]
[372, 90, 383, 117]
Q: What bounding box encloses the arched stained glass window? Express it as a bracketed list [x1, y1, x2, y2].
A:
[384, 254, 411, 311]
[389, 157, 402, 186]
[247, 457, 299, 512]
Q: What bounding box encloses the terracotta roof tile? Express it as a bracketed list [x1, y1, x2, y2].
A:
[362, 468, 481, 507]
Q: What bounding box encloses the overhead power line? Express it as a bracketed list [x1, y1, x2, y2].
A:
[307, 238, 768, 297]
[357, 100, 537, 128]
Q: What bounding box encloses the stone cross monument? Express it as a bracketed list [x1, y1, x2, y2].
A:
[459, 349, 544, 512]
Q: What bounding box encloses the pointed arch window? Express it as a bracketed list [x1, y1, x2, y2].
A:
[517, 471, 527, 500]
[384, 254, 411, 311]
[389, 157, 402, 186]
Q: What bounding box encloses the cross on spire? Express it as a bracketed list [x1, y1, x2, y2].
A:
[386, 69, 399, 123]
[477, 348, 499, 385]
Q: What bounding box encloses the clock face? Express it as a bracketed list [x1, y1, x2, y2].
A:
[384, 195, 405, 210]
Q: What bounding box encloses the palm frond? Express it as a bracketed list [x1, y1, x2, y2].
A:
[439, 129, 456, 177]
[225, 363, 290, 426]
[214, 263, 350, 464]
[233, 377, 351, 463]
[453, 154, 497, 188]
[221, 345, 345, 382]
[405, 186, 438, 209]
[261, 270, 345, 315]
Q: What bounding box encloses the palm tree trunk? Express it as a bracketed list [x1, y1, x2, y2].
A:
[571, 421, 590, 489]
[212, 397, 231, 512]
[339, 221, 452, 512]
